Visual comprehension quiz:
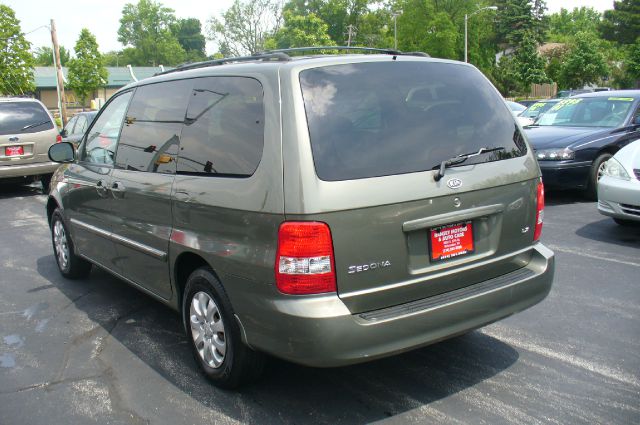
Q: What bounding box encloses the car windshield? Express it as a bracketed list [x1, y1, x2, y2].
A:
[506, 101, 526, 113]
[299, 61, 527, 181]
[521, 101, 558, 119]
[536, 97, 635, 128]
[0, 101, 54, 135]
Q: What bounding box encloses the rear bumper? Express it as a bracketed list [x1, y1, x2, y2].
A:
[539, 160, 591, 189]
[0, 161, 59, 179]
[597, 176, 640, 222]
[240, 243, 554, 367]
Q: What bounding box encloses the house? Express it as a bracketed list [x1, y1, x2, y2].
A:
[34, 66, 167, 110]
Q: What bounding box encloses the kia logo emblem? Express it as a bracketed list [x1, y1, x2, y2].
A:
[447, 178, 462, 189]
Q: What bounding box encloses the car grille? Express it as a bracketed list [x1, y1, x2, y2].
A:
[634, 169, 640, 180]
[620, 203, 640, 216]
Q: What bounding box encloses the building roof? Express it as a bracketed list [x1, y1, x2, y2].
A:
[34, 66, 168, 89]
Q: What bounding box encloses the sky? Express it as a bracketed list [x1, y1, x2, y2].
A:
[1, 0, 616, 57]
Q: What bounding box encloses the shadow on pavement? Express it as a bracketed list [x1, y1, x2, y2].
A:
[544, 189, 590, 206]
[575, 217, 640, 247]
[0, 182, 44, 199]
[36, 254, 519, 424]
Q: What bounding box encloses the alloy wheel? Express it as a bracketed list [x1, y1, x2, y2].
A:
[189, 291, 226, 368]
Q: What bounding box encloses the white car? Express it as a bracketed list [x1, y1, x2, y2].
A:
[597, 140, 640, 225]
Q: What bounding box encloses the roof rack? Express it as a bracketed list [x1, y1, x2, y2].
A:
[156, 52, 291, 76]
[156, 47, 430, 76]
[259, 46, 429, 58]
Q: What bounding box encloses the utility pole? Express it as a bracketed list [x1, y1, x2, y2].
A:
[50, 19, 68, 125]
[345, 25, 357, 47]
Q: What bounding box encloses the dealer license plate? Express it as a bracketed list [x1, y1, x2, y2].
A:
[430, 221, 474, 262]
[5, 146, 24, 156]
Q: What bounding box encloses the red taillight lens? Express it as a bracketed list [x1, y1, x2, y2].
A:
[56, 134, 62, 143]
[275, 222, 336, 295]
[533, 180, 544, 241]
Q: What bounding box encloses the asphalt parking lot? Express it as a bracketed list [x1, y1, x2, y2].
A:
[0, 183, 638, 425]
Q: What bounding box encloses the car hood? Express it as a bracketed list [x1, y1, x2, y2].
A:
[524, 126, 611, 149]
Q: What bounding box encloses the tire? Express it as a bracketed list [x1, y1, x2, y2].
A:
[614, 218, 638, 226]
[182, 267, 264, 389]
[41, 174, 53, 193]
[585, 153, 612, 201]
[50, 209, 92, 279]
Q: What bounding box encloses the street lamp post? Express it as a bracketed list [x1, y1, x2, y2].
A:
[392, 11, 402, 51]
[464, 6, 498, 63]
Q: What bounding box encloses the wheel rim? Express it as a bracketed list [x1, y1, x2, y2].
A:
[189, 291, 226, 368]
[53, 220, 69, 270]
[597, 160, 608, 181]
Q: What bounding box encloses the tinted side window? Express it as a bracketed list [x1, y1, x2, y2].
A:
[64, 116, 78, 135]
[74, 115, 88, 135]
[177, 77, 264, 177]
[82, 92, 132, 165]
[115, 80, 192, 173]
[0, 101, 54, 135]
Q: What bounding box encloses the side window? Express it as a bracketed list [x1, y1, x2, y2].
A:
[114, 80, 192, 173]
[82, 91, 132, 165]
[74, 115, 88, 135]
[177, 77, 264, 177]
[64, 116, 77, 135]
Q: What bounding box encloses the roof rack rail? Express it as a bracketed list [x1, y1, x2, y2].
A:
[258, 46, 430, 58]
[156, 52, 291, 76]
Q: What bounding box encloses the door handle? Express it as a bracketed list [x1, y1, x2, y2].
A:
[95, 180, 109, 196]
[111, 181, 125, 192]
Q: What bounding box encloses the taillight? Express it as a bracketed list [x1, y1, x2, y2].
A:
[533, 179, 544, 241]
[56, 134, 62, 143]
[275, 222, 336, 295]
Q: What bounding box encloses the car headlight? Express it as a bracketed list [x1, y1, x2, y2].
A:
[536, 148, 575, 161]
[602, 158, 630, 180]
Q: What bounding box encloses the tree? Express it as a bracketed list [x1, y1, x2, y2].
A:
[118, 0, 185, 66]
[396, 0, 458, 59]
[547, 7, 602, 43]
[208, 0, 282, 56]
[495, 0, 547, 46]
[67, 29, 108, 106]
[627, 37, 640, 87]
[0, 5, 34, 95]
[600, 0, 640, 45]
[559, 31, 609, 89]
[172, 18, 206, 61]
[493, 54, 525, 95]
[514, 30, 548, 86]
[33, 46, 71, 66]
[266, 11, 335, 49]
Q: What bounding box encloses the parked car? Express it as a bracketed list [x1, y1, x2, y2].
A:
[519, 99, 561, 125]
[0, 97, 60, 191]
[61, 111, 97, 146]
[506, 100, 526, 116]
[524, 90, 640, 199]
[46, 49, 554, 388]
[517, 99, 541, 108]
[598, 140, 640, 225]
[555, 89, 594, 98]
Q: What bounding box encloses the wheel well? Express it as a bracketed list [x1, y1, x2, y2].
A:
[597, 146, 618, 158]
[46, 197, 59, 227]
[174, 252, 210, 308]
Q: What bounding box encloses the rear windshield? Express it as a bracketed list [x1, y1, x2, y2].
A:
[0, 101, 54, 135]
[300, 61, 526, 181]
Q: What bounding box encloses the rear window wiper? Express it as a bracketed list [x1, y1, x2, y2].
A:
[433, 147, 505, 181]
[21, 120, 50, 131]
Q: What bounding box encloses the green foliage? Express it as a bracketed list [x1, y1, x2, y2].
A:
[267, 11, 334, 49]
[67, 29, 108, 105]
[559, 31, 609, 89]
[118, 0, 185, 65]
[0, 5, 35, 95]
[495, 0, 547, 46]
[33, 46, 71, 66]
[172, 18, 206, 60]
[626, 38, 640, 85]
[208, 0, 282, 56]
[547, 7, 601, 42]
[396, 0, 457, 59]
[514, 31, 548, 85]
[493, 54, 525, 95]
[600, 0, 640, 45]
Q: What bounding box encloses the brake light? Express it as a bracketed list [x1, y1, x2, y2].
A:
[533, 180, 544, 241]
[275, 222, 336, 295]
[56, 134, 62, 143]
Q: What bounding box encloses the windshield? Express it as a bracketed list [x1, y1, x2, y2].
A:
[536, 97, 634, 128]
[521, 101, 558, 119]
[300, 61, 526, 181]
[0, 101, 54, 135]
[506, 101, 526, 113]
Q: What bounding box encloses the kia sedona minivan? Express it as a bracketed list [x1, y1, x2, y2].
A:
[46, 48, 555, 388]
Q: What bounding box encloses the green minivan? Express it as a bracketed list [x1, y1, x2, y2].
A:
[46, 49, 554, 388]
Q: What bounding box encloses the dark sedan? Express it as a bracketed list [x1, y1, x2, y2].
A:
[60, 111, 97, 146]
[524, 90, 640, 199]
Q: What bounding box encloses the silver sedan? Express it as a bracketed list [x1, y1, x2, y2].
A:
[597, 140, 640, 225]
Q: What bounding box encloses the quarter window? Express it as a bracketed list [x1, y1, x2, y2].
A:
[74, 115, 88, 135]
[82, 92, 132, 165]
[177, 77, 264, 177]
[115, 80, 193, 173]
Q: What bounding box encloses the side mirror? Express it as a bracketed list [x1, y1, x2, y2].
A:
[49, 142, 75, 163]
